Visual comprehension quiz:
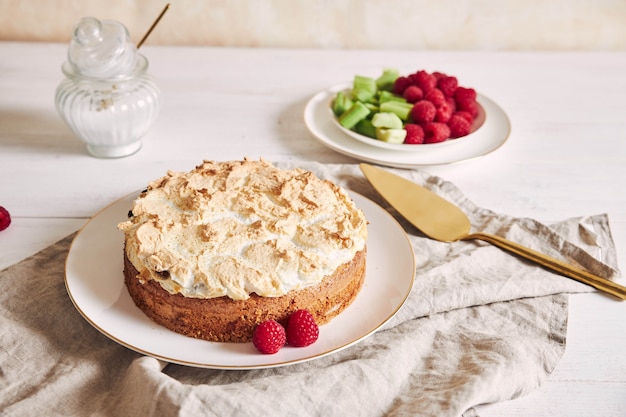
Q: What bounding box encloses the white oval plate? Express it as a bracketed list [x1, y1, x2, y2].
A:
[328, 84, 486, 152]
[305, 83, 511, 167]
[65, 191, 415, 369]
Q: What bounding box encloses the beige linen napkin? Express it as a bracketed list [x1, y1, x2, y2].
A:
[0, 163, 619, 417]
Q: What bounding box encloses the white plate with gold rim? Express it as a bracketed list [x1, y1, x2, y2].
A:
[305, 83, 511, 167]
[65, 190, 415, 369]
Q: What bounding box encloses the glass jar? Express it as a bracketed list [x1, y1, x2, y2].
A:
[55, 54, 161, 158]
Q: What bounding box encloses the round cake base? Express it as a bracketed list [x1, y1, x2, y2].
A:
[124, 249, 366, 343]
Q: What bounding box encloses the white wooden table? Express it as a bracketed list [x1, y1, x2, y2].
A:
[1, 42, 624, 416]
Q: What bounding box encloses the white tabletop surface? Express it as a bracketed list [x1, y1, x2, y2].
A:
[0, 42, 625, 415]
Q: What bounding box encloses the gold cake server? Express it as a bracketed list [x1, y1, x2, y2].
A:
[360, 163, 626, 300]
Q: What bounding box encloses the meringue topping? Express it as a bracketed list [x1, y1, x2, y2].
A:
[118, 159, 368, 300]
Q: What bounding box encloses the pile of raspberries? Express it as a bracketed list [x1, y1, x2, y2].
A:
[393, 70, 479, 144]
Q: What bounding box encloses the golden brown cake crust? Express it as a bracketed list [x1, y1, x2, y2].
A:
[124, 248, 366, 342]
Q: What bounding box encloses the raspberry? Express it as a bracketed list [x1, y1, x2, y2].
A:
[286, 309, 319, 347]
[424, 88, 446, 108]
[423, 122, 451, 144]
[434, 99, 453, 123]
[457, 100, 480, 118]
[446, 97, 456, 113]
[453, 111, 473, 125]
[448, 114, 472, 138]
[410, 70, 437, 94]
[0, 206, 11, 231]
[432, 71, 448, 81]
[404, 123, 425, 144]
[437, 76, 458, 97]
[410, 100, 437, 124]
[402, 85, 423, 103]
[252, 320, 286, 354]
[454, 87, 477, 108]
[392, 76, 412, 95]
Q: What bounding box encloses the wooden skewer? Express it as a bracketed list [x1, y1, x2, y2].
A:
[137, 3, 171, 48]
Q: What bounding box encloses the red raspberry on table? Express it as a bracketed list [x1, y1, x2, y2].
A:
[424, 88, 446, 108]
[0, 206, 11, 231]
[448, 114, 472, 138]
[252, 320, 286, 354]
[404, 124, 425, 144]
[402, 85, 423, 103]
[410, 100, 437, 124]
[437, 76, 458, 97]
[423, 122, 451, 144]
[392, 76, 412, 95]
[286, 309, 319, 347]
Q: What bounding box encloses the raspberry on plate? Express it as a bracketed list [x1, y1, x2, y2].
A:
[448, 113, 472, 138]
[402, 85, 423, 103]
[423, 122, 451, 144]
[453, 111, 473, 125]
[404, 123, 425, 144]
[434, 101, 453, 123]
[457, 100, 480, 118]
[392, 76, 412, 95]
[0, 206, 11, 231]
[410, 100, 437, 124]
[286, 309, 319, 347]
[410, 70, 437, 94]
[445, 97, 456, 113]
[425, 88, 446, 108]
[454, 87, 477, 107]
[252, 320, 286, 354]
[432, 71, 448, 81]
[437, 76, 458, 97]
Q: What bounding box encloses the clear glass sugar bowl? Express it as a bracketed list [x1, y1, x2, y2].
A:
[55, 17, 161, 158]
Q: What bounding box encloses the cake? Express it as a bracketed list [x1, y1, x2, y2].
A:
[118, 159, 368, 342]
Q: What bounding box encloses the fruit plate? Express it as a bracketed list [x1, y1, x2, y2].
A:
[327, 84, 487, 152]
[65, 190, 415, 369]
[304, 83, 511, 167]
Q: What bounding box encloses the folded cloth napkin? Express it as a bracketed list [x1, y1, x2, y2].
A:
[0, 163, 620, 417]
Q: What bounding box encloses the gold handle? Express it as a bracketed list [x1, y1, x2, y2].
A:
[137, 3, 171, 48]
[466, 232, 626, 300]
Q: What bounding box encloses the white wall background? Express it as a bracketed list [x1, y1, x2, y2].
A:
[1, 0, 625, 50]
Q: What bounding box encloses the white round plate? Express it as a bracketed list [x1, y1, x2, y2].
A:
[327, 84, 486, 152]
[305, 83, 511, 167]
[65, 191, 415, 369]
